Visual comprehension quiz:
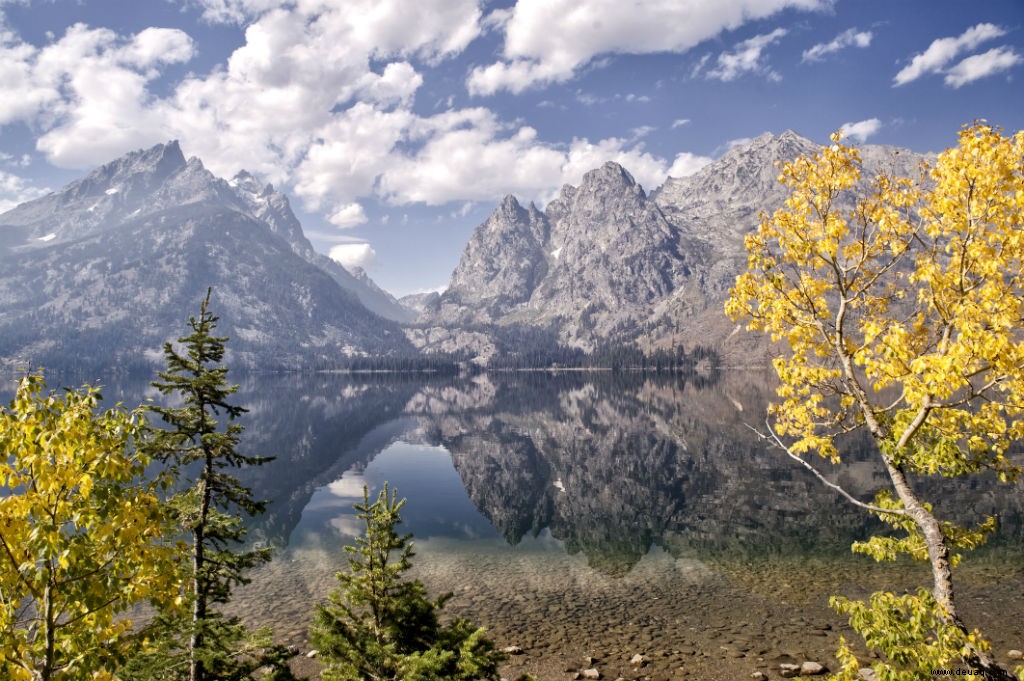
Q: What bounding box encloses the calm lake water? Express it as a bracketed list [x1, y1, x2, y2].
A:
[9, 369, 1024, 678]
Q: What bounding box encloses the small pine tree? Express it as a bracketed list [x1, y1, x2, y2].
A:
[127, 288, 290, 681]
[311, 483, 503, 681]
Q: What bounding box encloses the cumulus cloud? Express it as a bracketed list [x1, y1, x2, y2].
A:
[2, 23, 197, 168]
[356, 61, 423, 106]
[839, 117, 882, 142]
[667, 151, 713, 178]
[293, 103, 414, 209]
[560, 137, 679, 195]
[802, 28, 872, 62]
[377, 111, 565, 205]
[893, 22, 1006, 86]
[706, 28, 788, 82]
[328, 202, 369, 229]
[375, 110, 697, 206]
[118, 27, 196, 68]
[5, 0, 481, 183]
[0, 1, 718, 234]
[0, 170, 49, 213]
[944, 46, 1021, 88]
[328, 242, 377, 271]
[467, 0, 829, 94]
[192, 0, 281, 24]
[670, 118, 691, 129]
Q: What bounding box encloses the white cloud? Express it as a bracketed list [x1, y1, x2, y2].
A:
[839, 117, 882, 142]
[719, 136, 754, 155]
[326, 473, 367, 498]
[327, 202, 368, 229]
[893, 23, 1006, 86]
[192, 0, 281, 24]
[378, 111, 565, 205]
[944, 47, 1022, 88]
[0, 170, 49, 213]
[0, 23, 194, 138]
[0, 36, 58, 125]
[667, 151, 713, 178]
[376, 108, 695, 206]
[670, 118, 691, 129]
[467, 0, 829, 94]
[559, 137, 677, 195]
[24, 24, 194, 168]
[328, 242, 377, 270]
[329, 515, 366, 537]
[707, 28, 788, 82]
[293, 103, 414, 209]
[117, 27, 196, 68]
[9, 0, 481, 182]
[802, 27, 872, 62]
[0, 1, 732, 231]
[355, 61, 423, 106]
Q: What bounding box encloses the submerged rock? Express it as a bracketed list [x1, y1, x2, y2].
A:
[801, 660, 827, 675]
[780, 663, 801, 678]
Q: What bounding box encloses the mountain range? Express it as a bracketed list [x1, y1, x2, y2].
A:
[0, 132, 928, 370]
[413, 130, 927, 362]
[0, 142, 412, 370]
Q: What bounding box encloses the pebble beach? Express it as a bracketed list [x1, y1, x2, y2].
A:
[228, 536, 1024, 680]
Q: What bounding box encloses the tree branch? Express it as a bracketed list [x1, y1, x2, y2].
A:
[748, 418, 908, 517]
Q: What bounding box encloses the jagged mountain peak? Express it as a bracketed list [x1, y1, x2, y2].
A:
[714, 129, 816, 167]
[0, 142, 414, 369]
[584, 161, 639, 188]
[0, 140, 215, 251]
[230, 169, 267, 193]
[82, 140, 188, 193]
[497, 193, 525, 219]
[558, 161, 645, 201]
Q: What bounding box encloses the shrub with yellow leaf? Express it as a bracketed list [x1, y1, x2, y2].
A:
[0, 374, 183, 681]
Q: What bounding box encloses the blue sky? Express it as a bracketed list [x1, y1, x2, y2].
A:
[0, 0, 1022, 296]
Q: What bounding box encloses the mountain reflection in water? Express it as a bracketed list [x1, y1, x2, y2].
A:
[9, 369, 1022, 577]
[228, 370, 1021, 575]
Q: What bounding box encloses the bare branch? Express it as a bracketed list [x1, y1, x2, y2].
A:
[748, 418, 908, 517]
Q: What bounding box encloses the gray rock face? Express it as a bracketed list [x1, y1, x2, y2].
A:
[0, 142, 411, 370]
[422, 131, 929, 361]
[440, 195, 549, 326]
[228, 169, 415, 323]
[434, 162, 690, 349]
[398, 290, 441, 316]
[534, 163, 689, 345]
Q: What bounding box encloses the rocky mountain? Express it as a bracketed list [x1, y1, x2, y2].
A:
[0, 142, 412, 370]
[415, 131, 928, 362]
[344, 266, 417, 322]
[397, 290, 441, 318]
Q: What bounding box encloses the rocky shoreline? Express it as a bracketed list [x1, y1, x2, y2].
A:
[229, 539, 1024, 681]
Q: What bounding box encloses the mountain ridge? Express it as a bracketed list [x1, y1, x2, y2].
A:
[0, 141, 413, 371]
[415, 130, 930, 362]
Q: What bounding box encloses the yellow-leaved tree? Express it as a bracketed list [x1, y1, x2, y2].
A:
[726, 122, 1024, 681]
[0, 374, 184, 681]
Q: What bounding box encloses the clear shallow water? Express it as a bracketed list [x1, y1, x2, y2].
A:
[7, 369, 1023, 677]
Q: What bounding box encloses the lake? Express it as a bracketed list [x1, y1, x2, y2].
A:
[10, 369, 1024, 679]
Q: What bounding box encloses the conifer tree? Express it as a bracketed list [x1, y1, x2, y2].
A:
[311, 483, 502, 681]
[135, 289, 282, 681]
